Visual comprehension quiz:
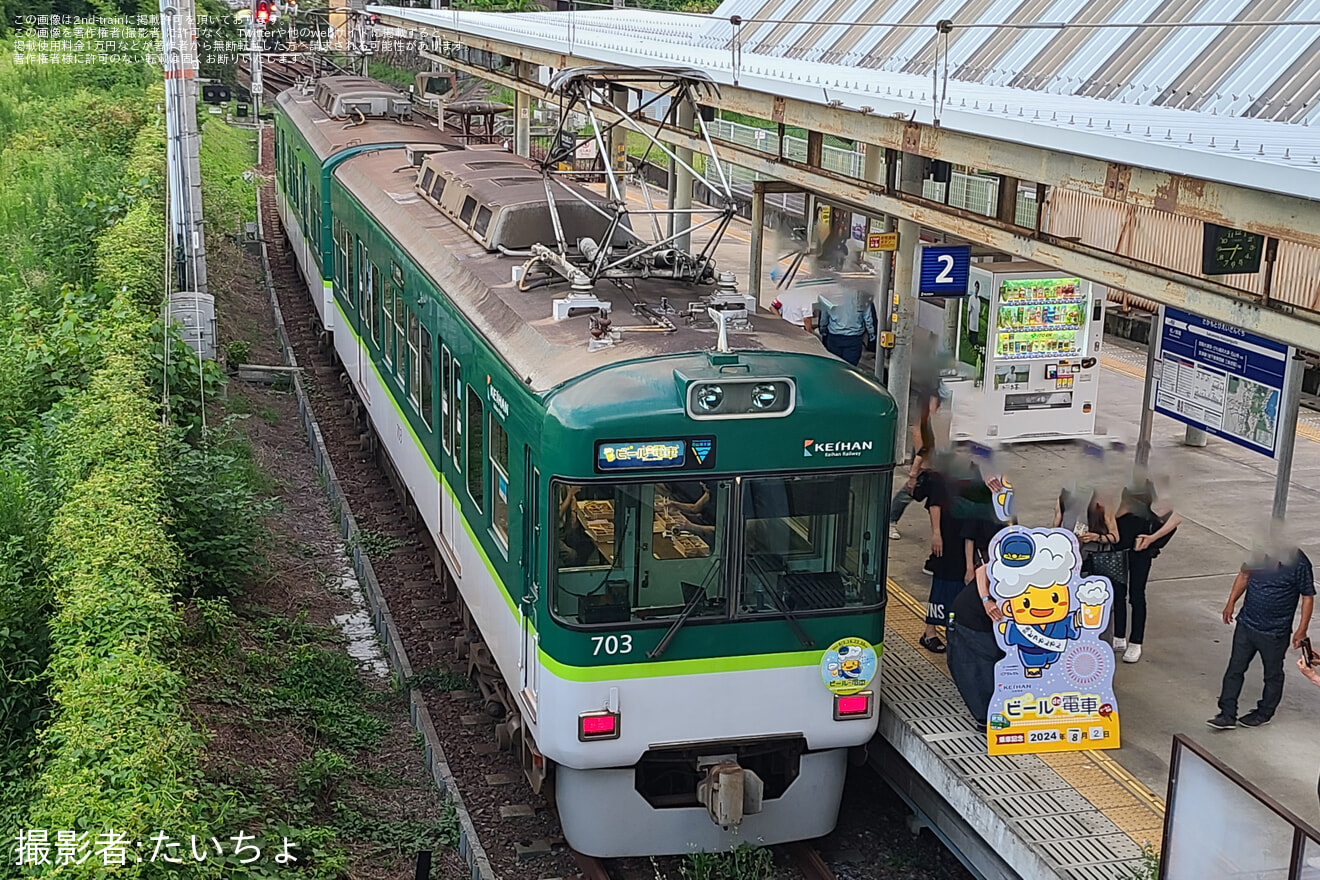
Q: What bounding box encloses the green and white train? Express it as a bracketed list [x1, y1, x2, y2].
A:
[273, 75, 897, 856]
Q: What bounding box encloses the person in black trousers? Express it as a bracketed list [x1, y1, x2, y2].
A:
[947, 544, 1005, 723]
[1208, 548, 1314, 730]
[1113, 480, 1182, 664]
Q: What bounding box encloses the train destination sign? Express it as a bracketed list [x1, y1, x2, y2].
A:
[1154, 306, 1291, 458]
[595, 438, 717, 473]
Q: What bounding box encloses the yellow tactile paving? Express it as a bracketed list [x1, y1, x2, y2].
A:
[1101, 354, 1320, 445]
[885, 578, 1166, 854]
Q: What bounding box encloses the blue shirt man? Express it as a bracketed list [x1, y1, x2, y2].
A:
[1210, 550, 1314, 729]
[817, 289, 876, 366]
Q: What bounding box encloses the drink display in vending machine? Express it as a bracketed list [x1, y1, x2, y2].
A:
[947, 262, 1107, 444]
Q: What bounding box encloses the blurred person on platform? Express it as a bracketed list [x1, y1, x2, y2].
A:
[816, 288, 875, 367]
[770, 284, 817, 333]
[1208, 544, 1314, 730]
[1053, 484, 1120, 573]
[947, 489, 1008, 723]
[1112, 477, 1181, 664]
[889, 360, 952, 542]
[918, 451, 981, 654]
[1295, 653, 1320, 807]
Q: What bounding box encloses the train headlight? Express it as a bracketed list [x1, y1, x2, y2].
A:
[695, 384, 724, 412]
[750, 384, 778, 410]
[685, 377, 796, 420]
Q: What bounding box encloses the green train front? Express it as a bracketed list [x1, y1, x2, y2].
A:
[533, 351, 895, 856]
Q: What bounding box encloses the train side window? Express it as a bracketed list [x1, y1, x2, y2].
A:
[459, 196, 477, 226]
[356, 238, 366, 324]
[429, 176, 446, 201]
[441, 346, 452, 454]
[370, 261, 383, 349]
[420, 326, 433, 429]
[345, 231, 356, 307]
[490, 415, 509, 546]
[420, 168, 435, 193]
[382, 277, 395, 366]
[408, 310, 421, 409]
[473, 206, 493, 238]
[465, 385, 484, 512]
[393, 283, 407, 383]
[453, 361, 463, 474]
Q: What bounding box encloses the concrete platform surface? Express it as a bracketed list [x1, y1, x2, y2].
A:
[887, 339, 1320, 823]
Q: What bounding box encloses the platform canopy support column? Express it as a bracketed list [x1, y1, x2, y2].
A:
[514, 63, 533, 158]
[1272, 352, 1306, 522]
[889, 150, 923, 463]
[749, 181, 765, 307]
[608, 85, 630, 201]
[863, 143, 892, 382]
[672, 99, 694, 254]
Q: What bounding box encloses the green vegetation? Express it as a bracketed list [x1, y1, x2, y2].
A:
[681, 843, 777, 880]
[199, 120, 259, 239]
[1124, 842, 1161, 880]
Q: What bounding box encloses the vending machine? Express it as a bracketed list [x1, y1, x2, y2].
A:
[948, 262, 1105, 443]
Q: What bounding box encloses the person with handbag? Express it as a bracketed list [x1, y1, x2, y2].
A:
[1053, 486, 1121, 573]
[1113, 479, 1181, 664]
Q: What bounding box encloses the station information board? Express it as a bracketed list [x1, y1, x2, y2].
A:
[1154, 307, 1291, 458]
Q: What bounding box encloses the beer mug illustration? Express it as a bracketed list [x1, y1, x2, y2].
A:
[1077, 580, 1109, 629]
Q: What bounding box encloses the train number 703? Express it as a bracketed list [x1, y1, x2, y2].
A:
[591, 635, 633, 655]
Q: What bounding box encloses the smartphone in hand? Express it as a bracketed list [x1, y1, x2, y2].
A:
[1303, 638, 1317, 668]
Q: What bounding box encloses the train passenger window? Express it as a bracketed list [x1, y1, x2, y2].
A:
[420, 168, 435, 193]
[551, 480, 731, 627]
[429, 176, 445, 202]
[459, 196, 477, 226]
[407, 311, 421, 408]
[453, 361, 463, 473]
[382, 281, 394, 366]
[370, 262, 383, 349]
[420, 328, 433, 429]
[465, 385, 483, 512]
[393, 285, 407, 383]
[345, 232, 356, 307]
[738, 472, 885, 615]
[440, 347, 452, 454]
[490, 416, 509, 546]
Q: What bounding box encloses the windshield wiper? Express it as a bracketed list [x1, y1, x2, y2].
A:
[648, 582, 709, 659]
[746, 556, 814, 648]
[763, 585, 815, 648]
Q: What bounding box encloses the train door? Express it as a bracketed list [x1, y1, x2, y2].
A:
[520, 460, 541, 714]
[438, 354, 462, 575]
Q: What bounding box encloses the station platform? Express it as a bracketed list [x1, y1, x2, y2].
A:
[879, 343, 1320, 878]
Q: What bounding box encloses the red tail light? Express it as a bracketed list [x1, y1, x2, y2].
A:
[579, 711, 620, 741]
[834, 692, 873, 720]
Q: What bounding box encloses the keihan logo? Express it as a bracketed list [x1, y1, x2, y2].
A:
[691, 439, 713, 463]
[805, 438, 872, 458]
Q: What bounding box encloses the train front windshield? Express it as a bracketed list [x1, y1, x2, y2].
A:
[551, 472, 885, 627]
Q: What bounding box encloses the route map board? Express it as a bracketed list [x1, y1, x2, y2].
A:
[1154, 307, 1291, 458]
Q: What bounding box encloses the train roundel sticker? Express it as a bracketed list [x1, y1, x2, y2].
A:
[820, 637, 878, 695]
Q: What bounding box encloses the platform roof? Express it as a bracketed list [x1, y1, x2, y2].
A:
[372, 3, 1320, 202]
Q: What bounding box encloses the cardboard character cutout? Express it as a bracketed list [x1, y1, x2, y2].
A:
[985, 527, 1121, 755]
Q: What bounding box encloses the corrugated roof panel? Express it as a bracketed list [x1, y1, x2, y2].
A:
[1008, 0, 1127, 91]
[953, 0, 1052, 81]
[1043, 0, 1167, 94]
[746, 0, 827, 55]
[1208, 0, 1320, 117]
[1109, 0, 1251, 103]
[899, 0, 997, 75]
[873, 0, 969, 71]
[983, 0, 1092, 86]
[858, 0, 953, 70]
[1271, 241, 1320, 312]
[937, 0, 1030, 72]
[1250, 33, 1320, 121]
[762, 0, 844, 57]
[786, 0, 878, 60]
[1077, 0, 1205, 100]
[1153, 0, 1297, 110]
[825, 0, 924, 67]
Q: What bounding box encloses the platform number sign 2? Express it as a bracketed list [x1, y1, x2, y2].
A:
[919, 245, 971, 297]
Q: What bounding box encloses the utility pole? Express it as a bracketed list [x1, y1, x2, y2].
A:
[159, 0, 207, 294]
